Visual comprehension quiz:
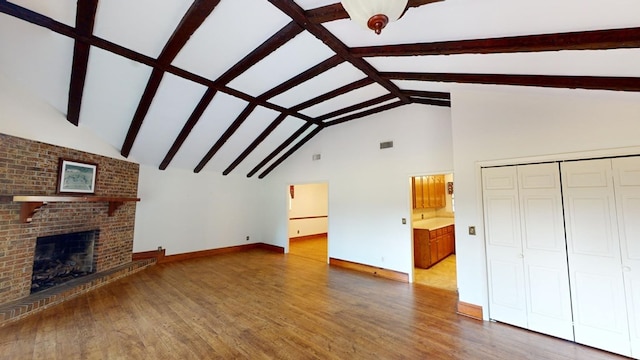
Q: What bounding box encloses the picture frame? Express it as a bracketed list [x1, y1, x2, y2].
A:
[57, 158, 97, 194]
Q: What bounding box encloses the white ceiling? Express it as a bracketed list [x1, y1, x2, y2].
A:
[1, 0, 639, 177]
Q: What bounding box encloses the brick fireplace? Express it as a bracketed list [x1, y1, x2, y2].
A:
[0, 133, 140, 309]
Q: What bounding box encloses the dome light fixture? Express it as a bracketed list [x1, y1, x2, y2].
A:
[341, 0, 409, 35]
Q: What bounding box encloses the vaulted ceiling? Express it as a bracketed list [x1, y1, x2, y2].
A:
[1, 0, 639, 178]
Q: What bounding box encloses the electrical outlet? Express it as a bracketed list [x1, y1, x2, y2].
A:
[402, 218, 406, 224]
[468, 226, 476, 236]
[246, 236, 250, 241]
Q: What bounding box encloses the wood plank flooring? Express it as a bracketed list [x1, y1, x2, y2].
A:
[0, 249, 626, 359]
[290, 235, 457, 292]
[289, 234, 328, 263]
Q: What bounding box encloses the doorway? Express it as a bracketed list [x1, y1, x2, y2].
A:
[411, 173, 457, 291]
[287, 182, 328, 263]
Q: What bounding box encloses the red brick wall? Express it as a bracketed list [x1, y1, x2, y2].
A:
[0, 133, 139, 305]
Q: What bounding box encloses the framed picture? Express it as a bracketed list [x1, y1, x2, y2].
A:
[57, 159, 97, 194]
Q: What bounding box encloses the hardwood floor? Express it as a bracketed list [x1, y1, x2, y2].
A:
[290, 234, 458, 292]
[289, 234, 328, 263]
[0, 249, 625, 359]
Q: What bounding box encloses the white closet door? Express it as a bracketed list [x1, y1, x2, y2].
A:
[562, 159, 630, 357]
[518, 163, 573, 340]
[483, 166, 527, 328]
[613, 156, 640, 358]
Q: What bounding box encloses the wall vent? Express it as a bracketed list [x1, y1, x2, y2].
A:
[380, 141, 394, 149]
[312, 154, 321, 161]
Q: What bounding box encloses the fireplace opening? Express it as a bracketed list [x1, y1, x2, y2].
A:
[31, 230, 98, 293]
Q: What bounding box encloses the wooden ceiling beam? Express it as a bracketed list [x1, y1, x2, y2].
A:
[257, 100, 410, 179]
[66, 0, 98, 126]
[351, 27, 640, 57]
[223, 113, 288, 176]
[247, 123, 314, 178]
[305, 0, 443, 24]
[194, 103, 258, 173]
[254, 84, 405, 178]
[258, 126, 324, 179]
[121, 0, 221, 157]
[401, 89, 450, 100]
[158, 0, 221, 64]
[159, 21, 305, 172]
[268, 0, 410, 104]
[0, 2, 316, 146]
[214, 21, 303, 86]
[291, 78, 374, 111]
[382, 72, 640, 92]
[410, 97, 451, 107]
[316, 93, 396, 122]
[325, 101, 405, 127]
[121, 68, 165, 157]
[0, 1, 75, 37]
[256, 97, 408, 178]
[159, 88, 217, 170]
[217, 85, 314, 122]
[258, 55, 345, 101]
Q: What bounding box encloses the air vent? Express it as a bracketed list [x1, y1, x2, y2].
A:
[380, 141, 394, 149]
[312, 154, 321, 161]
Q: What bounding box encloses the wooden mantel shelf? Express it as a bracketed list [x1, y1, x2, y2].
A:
[0, 195, 140, 223]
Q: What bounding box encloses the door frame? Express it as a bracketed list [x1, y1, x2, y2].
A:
[408, 171, 456, 285]
[286, 181, 329, 263]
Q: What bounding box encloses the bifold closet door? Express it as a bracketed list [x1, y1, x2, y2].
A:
[483, 163, 573, 340]
[483, 166, 527, 328]
[613, 156, 640, 358]
[517, 164, 573, 340]
[562, 159, 630, 357]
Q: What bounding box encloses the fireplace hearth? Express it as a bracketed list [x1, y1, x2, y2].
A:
[31, 230, 99, 293]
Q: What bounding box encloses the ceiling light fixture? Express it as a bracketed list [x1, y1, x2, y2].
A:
[341, 0, 409, 35]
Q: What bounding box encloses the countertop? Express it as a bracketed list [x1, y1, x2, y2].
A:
[412, 217, 455, 230]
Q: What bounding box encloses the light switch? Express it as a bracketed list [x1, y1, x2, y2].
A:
[402, 218, 406, 224]
[468, 226, 476, 235]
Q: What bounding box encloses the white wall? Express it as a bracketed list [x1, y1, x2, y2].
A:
[262, 104, 453, 278]
[450, 86, 640, 317]
[0, 71, 126, 160]
[133, 165, 263, 255]
[288, 182, 328, 238]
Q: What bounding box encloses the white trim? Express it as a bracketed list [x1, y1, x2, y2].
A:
[476, 146, 640, 169]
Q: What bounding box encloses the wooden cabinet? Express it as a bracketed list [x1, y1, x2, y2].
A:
[413, 224, 455, 269]
[413, 228, 430, 268]
[434, 175, 445, 208]
[412, 176, 424, 209]
[412, 175, 446, 209]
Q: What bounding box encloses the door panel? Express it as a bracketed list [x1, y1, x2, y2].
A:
[566, 197, 616, 256]
[485, 197, 521, 247]
[521, 197, 562, 251]
[613, 156, 640, 357]
[483, 166, 527, 328]
[518, 163, 573, 340]
[562, 159, 630, 357]
[489, 260, 524, 307]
